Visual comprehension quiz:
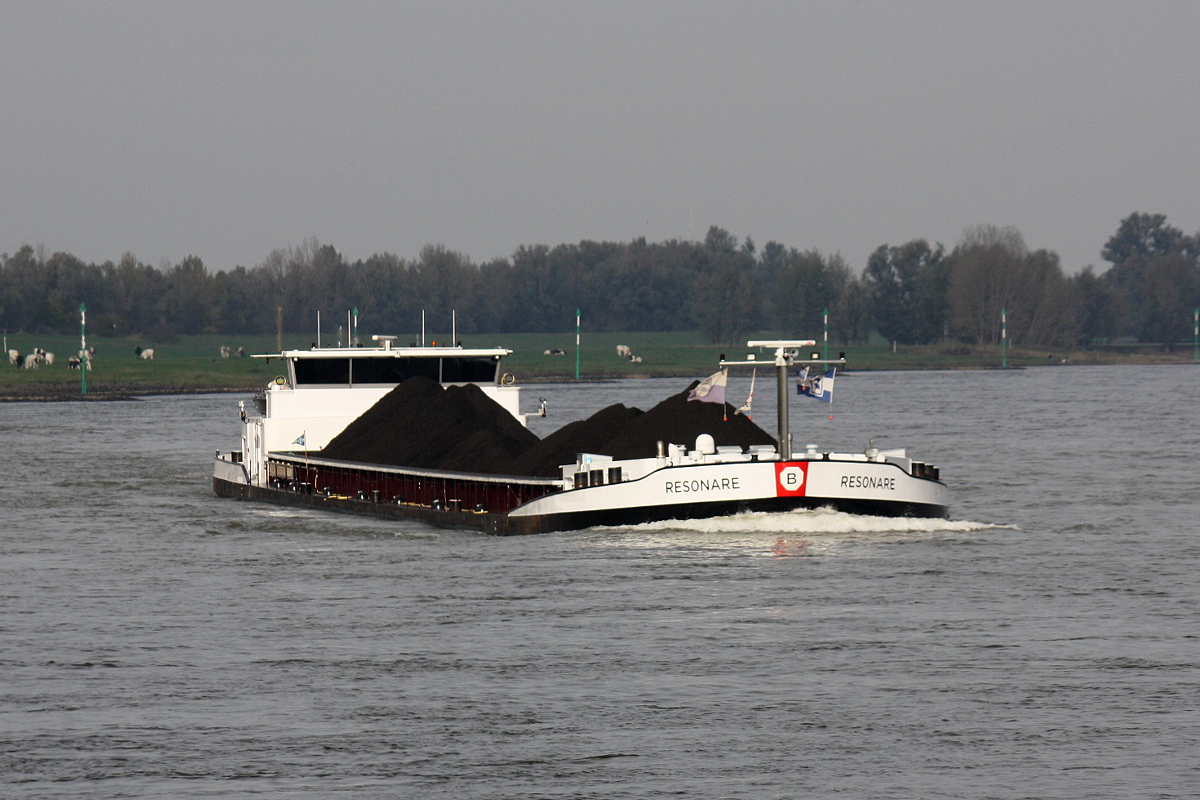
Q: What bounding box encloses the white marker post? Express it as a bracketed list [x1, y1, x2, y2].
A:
[1001, 308, 1008, 369]
[80, 302, 87, 395]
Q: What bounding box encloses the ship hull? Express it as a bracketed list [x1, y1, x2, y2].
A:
[214, 454, 948, 535]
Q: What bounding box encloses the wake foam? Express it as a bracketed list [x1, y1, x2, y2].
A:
[593, 506, 1007, 537]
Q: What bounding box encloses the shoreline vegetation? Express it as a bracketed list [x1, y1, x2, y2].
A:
[1, 331, 1195, 402]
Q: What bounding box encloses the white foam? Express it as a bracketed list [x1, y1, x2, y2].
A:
[590, 506, 1003, 537]
[578, 522, 1013, 558]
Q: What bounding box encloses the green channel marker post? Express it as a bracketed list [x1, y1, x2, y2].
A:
[823, 308, 828, 360]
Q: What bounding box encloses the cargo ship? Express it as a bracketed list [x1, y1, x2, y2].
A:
[212, 338, 949, 534]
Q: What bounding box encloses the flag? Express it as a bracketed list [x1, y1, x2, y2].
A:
[735, 368, 756, 417]
[293, 432, 306, 447]
[798, 367, 836, 403]
[688, 369, 728, 404]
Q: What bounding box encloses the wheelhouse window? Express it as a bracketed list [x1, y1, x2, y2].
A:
[441, 356, 500, 383]
[351, 357, 440, 384]
[292, 357, 349, 385]
[291, 355, 500, 386]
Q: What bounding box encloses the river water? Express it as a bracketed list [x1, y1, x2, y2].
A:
[2, 365, 1197, 799]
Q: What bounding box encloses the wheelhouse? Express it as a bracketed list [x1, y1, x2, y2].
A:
[288, 352, 503, 387]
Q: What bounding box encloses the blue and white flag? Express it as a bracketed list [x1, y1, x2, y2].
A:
[293, 432, 307, 447]
[798, 367, 836, 403]
[688, 369, 728, 405]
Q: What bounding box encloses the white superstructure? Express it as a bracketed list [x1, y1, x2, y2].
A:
[236, 338, 526, 487]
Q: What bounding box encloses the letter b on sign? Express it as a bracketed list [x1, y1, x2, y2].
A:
[775, 463, 808, 496]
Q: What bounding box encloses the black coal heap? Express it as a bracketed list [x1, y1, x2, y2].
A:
[512, 403, 645, 477]
[600, 381, 776, 462]
[320, 378, 777, 477]
[320, 377, 539, 475]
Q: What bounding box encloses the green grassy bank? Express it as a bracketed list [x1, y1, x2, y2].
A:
[1, 330, 1194, 400]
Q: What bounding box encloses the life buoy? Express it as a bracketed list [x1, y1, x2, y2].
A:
[274, 375, 286, 386]
[501, 372, 515, 386]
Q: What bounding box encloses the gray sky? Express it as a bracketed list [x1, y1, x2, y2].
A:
[3, 1, 1198, 276]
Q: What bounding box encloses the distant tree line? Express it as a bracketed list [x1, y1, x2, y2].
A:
[2, 214, 1198, 349]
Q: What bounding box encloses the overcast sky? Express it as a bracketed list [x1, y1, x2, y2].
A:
[3, 1, 1198, 276]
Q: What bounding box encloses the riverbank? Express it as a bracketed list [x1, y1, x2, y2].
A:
[0, 383, 255, 402]
[4, 358, 1195, 402]
[2, 333, 1194, 401]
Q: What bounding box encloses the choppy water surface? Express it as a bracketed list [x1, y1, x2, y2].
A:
[2, 366, 1197, 798]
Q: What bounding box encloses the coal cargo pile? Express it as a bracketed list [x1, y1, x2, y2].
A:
[319, 376, 441, 463]
[321, 377, 539, 475]
[600, 382, 776, 460]
[512, 386, 776, 476]
[321, 378, 777, 477]
[417, 383, 540, 474]
[512, 403, 645, 477]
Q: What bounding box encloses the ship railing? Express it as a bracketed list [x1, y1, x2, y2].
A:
[266, 452, 562, 515]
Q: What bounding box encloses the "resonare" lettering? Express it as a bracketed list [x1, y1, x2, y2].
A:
[664, 476, 740, 494]
[840, 475, 896, 491]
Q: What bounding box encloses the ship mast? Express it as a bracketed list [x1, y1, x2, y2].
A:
[721, 340, 844, 459]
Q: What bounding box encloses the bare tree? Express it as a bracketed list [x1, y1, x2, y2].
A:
[948, 226, 1028, 344]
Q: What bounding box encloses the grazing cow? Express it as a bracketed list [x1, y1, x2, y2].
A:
[139, 348, 155, 360]
[616, 344, 631, 357]
[23, 353, 40, 369]
[220, 345, 232, 359]
[43, 352, 55, 366]
[236, 347, 245, 358]
[630, 355, 643, 363]
[8, 349, 20, 366]
[68, 355, 81, 370]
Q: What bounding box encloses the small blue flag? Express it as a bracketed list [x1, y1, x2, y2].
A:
[798, 367, 836, 403]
